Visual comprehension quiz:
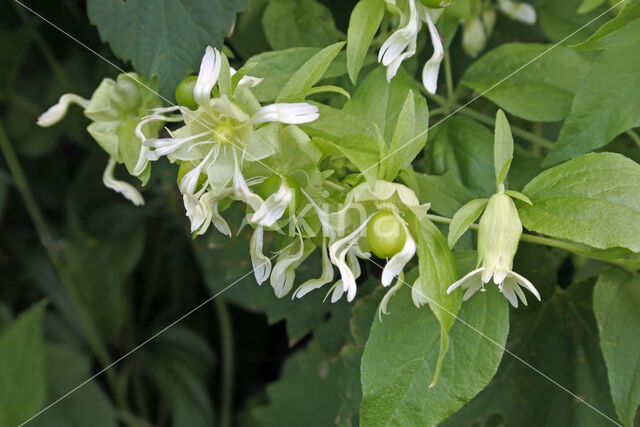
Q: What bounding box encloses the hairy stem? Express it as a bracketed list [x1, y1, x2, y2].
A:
[0, 123, 132, 419]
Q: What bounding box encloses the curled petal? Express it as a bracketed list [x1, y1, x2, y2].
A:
[379, 276, 404, 320]
[271, 233, 304, 298]
[250, 225, 272, 285]
[294, 239, 334, 299]
[37, 94, 89, 127]
[381, 218, 416, 286]
[230, 67, 264, 88]
[509, 270, 541, 301]
[252, 103, 319, 125]
[447, 267, 484, 295]
[102, 157, 144, 206]
[250, 180, 293, 227]
[232, 157, 263, 211]
[329, 215, 374, 302]
[194, 46, 222, 108]
[422, 11, 444, 94]
[378, 0, 419, 70]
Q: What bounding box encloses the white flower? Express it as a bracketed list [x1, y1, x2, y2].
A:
[102, 157, 144, 206]
[271, 230, 307, 298]
[293, 238, 334, 299]
[183, 190, 231, 236]
[498, 0, 536, 25]
[446, 193, 540, 307]
[380, 218, 416, 286]
[230, 66, 263, 88]
[37, 94, 89, 127]
[378, 1, 444, 94]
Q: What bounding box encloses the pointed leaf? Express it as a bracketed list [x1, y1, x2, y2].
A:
[494, 110, 514, 186]
[448, 198, 488, 248]
[347, 0, 385, 84]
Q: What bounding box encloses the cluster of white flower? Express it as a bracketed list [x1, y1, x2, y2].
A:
[38, 39, 539, 310]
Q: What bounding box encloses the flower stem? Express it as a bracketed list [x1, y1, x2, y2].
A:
[425, 213, 639, 271]
[444, 50, 454, 105]
[215, 299, 234, 427]
[421, 87, 555, 150]
[627, 129, 640, 148]
[0, 123, 132, 418]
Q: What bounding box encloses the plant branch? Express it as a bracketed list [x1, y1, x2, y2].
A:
[425, 213, 639, 271]
[215, 299, 234, 427]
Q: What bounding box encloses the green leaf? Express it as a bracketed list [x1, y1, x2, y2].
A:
[87, 0, 248, 96]
[594, 268, 640, 427]
[462, 43, 589, 122]
[31, 344, 118, 427]
[262, 0, 342, 50]
[248, 342, 345, 426]
[360, 285, 509, 426]
[301, 104, 380, 181]
[504, 189, 533, 205]
[545, 43, 640, 165]
[445, 279, 617, 426]
[415, 172, 476, 217]
[494, 110, 514, 186]
[141, 327, 215, 427]
[520, 153, 640, 252]
[384, 90, 420, 180]
[347, 0, 385, 84]
[538, 0, 607, 45]
[575, 0, 640, 49]
[426, 116, 495, 197]
[0, 301, 47, 426]
[448, 198, 488, 248]
[246, 47, 349, 103]
[413, 219, 462, 385]
[578, 0, 607, 14]
[276, 42, 346, 103]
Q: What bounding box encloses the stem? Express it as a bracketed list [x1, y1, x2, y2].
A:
[444, 50, 454, 102]
[0, 123, 132, 418]
[215, 299, 234, 427]
[456, 108, 555, 150]
[425, 213, 638, 270]
[627, 129, 640, 148]
[420, 86, 555, 150]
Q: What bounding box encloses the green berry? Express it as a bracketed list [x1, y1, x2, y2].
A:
[366, 211, 406, 258]
[175, 75, 198, 110]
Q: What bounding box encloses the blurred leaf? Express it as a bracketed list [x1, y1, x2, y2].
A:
[462, 43, 589, 122]
[248, 342, 344, 426]
[0, 301, 47, 426]
[262, 0, 342, 50]
[538, 0, 607, 45]
[575, 0, 640, 49]
[360, 285, 509, 425]
[30, 344, 118, 427]
[594, 268, 640, 427]
[414, 171, 476, 217]
[87, 0, 249, 96]
[141, 327, 215, 427]
[521, 153, 640, 252]
[426, 116, 494, 197]
[444, 279, 617, 426]
[228, 0, 270, 58]
[545, 43, 640, 165]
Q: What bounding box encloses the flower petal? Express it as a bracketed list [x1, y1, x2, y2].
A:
[252, 103, 319, 124]
[421, 11, 444, 94]
[194, 46, 222, 108]
[499, 0, 537, 24]
[294, 239, 334, 299]
[447, 267, 484, 295]
[37, 94, 89, 127]
[250, 225, 272, 285]
[102, 157, 144, 206]
[250, 179, 293, 227]
[381, 217, 416, 286]
[270, 233, 304, 298]
[509, 270, 541, 301]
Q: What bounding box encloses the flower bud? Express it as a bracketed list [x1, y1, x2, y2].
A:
[477, 193, 522, 284]
[462, 16, 487, 58]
